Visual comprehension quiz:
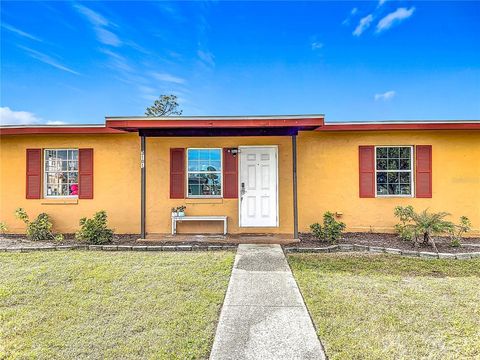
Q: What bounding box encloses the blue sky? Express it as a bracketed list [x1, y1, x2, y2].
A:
[1, 1, 479, 125]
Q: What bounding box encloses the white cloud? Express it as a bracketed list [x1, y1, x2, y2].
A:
[138, 85, 156, 94]
[197, 50, 215, 68]
[18, 46, 80, 75]
[0, 107, 40, 125]
[378, 0, 387, 7]
[156, 2, 186, 23]
[141, 94, 158, 102]
[2, 23, 42, 42]
[74, 4, 122, 47]
[311, 41, 323, 50]
[95, 28, 121, 47]
[353, 14, 374, 36]
[74, 4, 109, 27]
[0, 107, 67, 125]
[374, 90, 396, 101]
[342, 7, 358, 25]
[152, 72, 186, 84]
[100, 48, 132, 72]
[376, 7, 415, 33]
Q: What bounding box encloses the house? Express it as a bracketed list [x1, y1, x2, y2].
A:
[1, 115, 479, 238]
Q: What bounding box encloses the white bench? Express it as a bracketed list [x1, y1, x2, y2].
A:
[171, 215, 228, 235]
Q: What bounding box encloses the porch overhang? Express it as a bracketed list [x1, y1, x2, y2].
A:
[126, 115, 315, 239]
[105, 115, 324, 136]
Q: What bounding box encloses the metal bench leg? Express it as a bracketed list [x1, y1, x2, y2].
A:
[224, 219, 227, 235]
[171, 218, 175, 235]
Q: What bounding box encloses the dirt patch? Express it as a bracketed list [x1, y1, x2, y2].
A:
[295, 232, 480, 253]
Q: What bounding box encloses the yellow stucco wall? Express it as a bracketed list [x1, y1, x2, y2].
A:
[1, 130, 479, 236]
[297, 130, 480, 236]
[0, 134, 140, 234]
[0, 135, 294, 235]
[145, 137, 293, 234]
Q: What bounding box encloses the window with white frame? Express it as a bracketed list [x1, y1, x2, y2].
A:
[44, 149, 79, 197]
[375, 146, 413, 196]
[187, 148, 222, 197]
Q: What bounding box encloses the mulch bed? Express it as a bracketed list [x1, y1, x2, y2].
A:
[296, 232, 480, 253]
[2, 232, 480, 253]
[0, 235, 238, 249]
[0, 234, 139, 248]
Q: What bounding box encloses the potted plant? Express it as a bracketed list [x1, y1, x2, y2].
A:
[177, 205, 186, 217]
[171, 207, 178, 217]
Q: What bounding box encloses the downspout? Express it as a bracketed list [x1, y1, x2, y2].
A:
[292, 133, 299, 239]
[141, 135, 146, 239]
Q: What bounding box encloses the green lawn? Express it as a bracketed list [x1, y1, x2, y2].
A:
[0, 251, 235, 360]
[289, 253, 480, 360]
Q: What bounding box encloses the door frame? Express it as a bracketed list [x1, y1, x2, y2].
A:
[237, 145, 279, 228]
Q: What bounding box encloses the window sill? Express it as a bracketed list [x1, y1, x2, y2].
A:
[41, 198, 79, 205]
[185, 198, 224, 204]
[375, 195, 414, 198]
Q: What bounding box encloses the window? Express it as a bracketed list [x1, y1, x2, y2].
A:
[44, 149, 79, 197]
[375, 146, 413, 196]
[187, 148, 222, 197]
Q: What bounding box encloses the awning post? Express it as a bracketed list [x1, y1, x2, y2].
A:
[141, 135, 146, 238]
[292, 134, 298, 239]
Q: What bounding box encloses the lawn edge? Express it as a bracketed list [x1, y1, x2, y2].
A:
[0, 244, 237, 252]
[282, 246, 330, 359]
[284, 244, 480, 260]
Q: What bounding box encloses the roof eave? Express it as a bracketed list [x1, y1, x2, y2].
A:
[317, 121, 480, 131]
[0, 125, 126, 135]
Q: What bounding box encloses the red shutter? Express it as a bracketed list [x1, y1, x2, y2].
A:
[26, 149, 42, 199]
[415, 145, 432, 198]
[170, 148, 185, 199]
[79, 148, 94, 199]
[359, 146, 375, 198]
[223, 148, 238, 198]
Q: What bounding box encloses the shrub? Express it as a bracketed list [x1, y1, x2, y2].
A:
[54, 234, 65, 243]
[310, 222, 323, 240]
[393, 205, 415, 241]
[310, 212, 346, 244]
[14, 208, 56, 241]
[0, 222, 7, 234]
[450, 238, 461, 248]
[449, 216, 471, 247]
[393, 206, 455, 252]
[76, 210, 114, 245]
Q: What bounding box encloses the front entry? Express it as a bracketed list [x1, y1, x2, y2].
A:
[239, 146, 278, 227]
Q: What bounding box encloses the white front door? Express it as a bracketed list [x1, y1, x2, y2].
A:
[239, 146, 278, 227]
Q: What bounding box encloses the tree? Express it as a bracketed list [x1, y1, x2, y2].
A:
[145, 94, 183, 116]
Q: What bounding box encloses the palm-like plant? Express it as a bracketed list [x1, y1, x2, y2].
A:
[394, 206, 472, 252]
[408, 209, 454, 252]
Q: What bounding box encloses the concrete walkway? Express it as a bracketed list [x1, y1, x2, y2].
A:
[210, 244, 325, 360]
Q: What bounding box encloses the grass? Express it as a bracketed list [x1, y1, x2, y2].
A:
[289, 253, 480, 360]
[0, 251, 235, 359]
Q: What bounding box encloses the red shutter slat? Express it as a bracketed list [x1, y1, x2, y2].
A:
[223, 148, 238, 198]
[79, 148, 94, 199]
[359, 146, 375, 198]
[415, 145, 432, 198]
[170, 148, 185, 199]
[26, 149, 42, 199]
